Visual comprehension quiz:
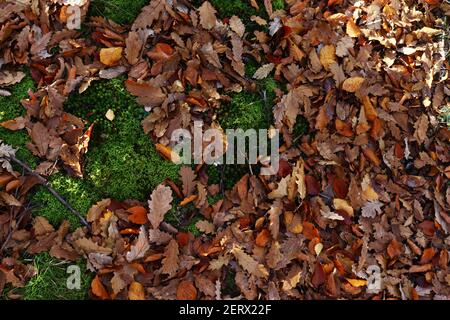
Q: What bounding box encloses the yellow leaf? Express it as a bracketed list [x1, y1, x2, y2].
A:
[128, 281, 145, 300]
[346, 278, 367, 287]
[319, 45, 336, 70]
[346, 19, 361, 38]
[342, 77, 365, 93]
[333, 198, 354, 216]
[100, 47, 123, 66]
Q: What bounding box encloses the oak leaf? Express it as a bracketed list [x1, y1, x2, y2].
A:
[161, 239, 179, 277]
[148, 184, 173, 229]
[198, 1, 217, 30]
[126, 226, 150, 262]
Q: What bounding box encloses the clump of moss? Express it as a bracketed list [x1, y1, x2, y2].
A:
[32, 173, 101, 228]
[207, 164, 249, 190]
[22, 253, 92, 300]
[66, 78, 179, 202]
[0, 73, 38, 168]
[89, 0, 148, 25]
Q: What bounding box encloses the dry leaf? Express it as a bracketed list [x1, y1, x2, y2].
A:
[128, 281, 145, 300]
[198, 1, 217, 30]
[100, 47, 123, 66]
[148, 184, 173, 229]
[176, 280, 197, 300]
[161, 239, 179, 277]
[231, 245, 269, 278]
[253, 63, 274, 80]
[195, 220, 215, 234]
[342, 77, 365, 93]
[126, 226, 150, 262]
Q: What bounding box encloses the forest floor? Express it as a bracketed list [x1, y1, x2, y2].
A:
[0, 0, 449, 300]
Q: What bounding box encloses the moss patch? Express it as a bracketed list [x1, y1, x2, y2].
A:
[0, 73, 38, 168]
[65, 78, 180, 202]
[22, 253, 92, 300]
[89, 0, 148, 25]
[32, 173, 101, 228]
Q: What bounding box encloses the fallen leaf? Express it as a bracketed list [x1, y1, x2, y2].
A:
[126, 226, 150, 262]
[128, 281, 145, 300]
[91, 275, 109, 300]
[100, 47, 123, 66]
[176, 280, 197, 300]
[148, 184, 173, 229]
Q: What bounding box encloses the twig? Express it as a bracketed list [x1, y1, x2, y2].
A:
[7, 156, 91, 231]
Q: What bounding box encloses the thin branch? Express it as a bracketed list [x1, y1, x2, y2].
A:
[8, 156, 91, 231]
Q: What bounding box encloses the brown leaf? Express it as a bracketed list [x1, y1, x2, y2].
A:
[125, 31, 144, 65]
[148, 184, 173, 229]
[176, 280, 197, 300]
[74, 238, 112, 254]
[198, 1, 217, 30]
[229, 15, 245, 37]
[268, 200, 282, 239]
[128, 282, 145, 300]
[125, 80, 165, 108]
[253, 63, 274, 80]
[195, 220, 215, 234]
[0, 117, 26, 131]
[263, 0, 273, 18]
[387, 239, 402, 259]
[161, 239, 179, 277]
[126, 226, 150, 262]
[127, 206, 149, 225]
[342, 77, 365, 93]
[255, 229, 271, 247]
[231, 245, 269, 278]
[200, 42, 222, 68]
[179, 166, 196, 197]
[33, 216, 54, 236]
[29, 122, 49, 157]
[100, 47, 123, 66]
[87, 198, 111, 223]
[91, 275, 109, 300]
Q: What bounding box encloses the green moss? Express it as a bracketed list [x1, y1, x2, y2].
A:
[22, 253, 92, 300]
[89, 0, 148, 25]
[183, 215, 202, 237]
[65, 78, 179, 202]
[293, 115, 310, 138]
[207, 164, 248, 190]
[32, 173, 101, 228]
[0, 73, 38, 168]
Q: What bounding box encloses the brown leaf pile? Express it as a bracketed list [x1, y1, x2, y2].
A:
[1, 0, 450, 300]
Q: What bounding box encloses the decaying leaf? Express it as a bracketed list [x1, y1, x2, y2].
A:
[148, 184, 173, 229]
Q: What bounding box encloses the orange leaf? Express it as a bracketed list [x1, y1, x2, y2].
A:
[176, 280, 197, 300]
[91, 275, 109, 300]
[127, 206, 148, 224]
[144, 253, 164, 262]
[335, 119, 353, 137]
[424, 0, 440, 4]
[420, 247, 436, 265]
[362, 146, 381, 167]
[147, 43, 174, 61]
[119, 228, 140, 235]
[128, 281, 145, 300]
[179, 194, 198, 206]
[346, 278, 367, 287]
[303, 221, 320, 240]
[155, 143, 180, 163]
[387, 239, 402, 259]
[255, 229, 270, 247]
[99, 47, 123, 66]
